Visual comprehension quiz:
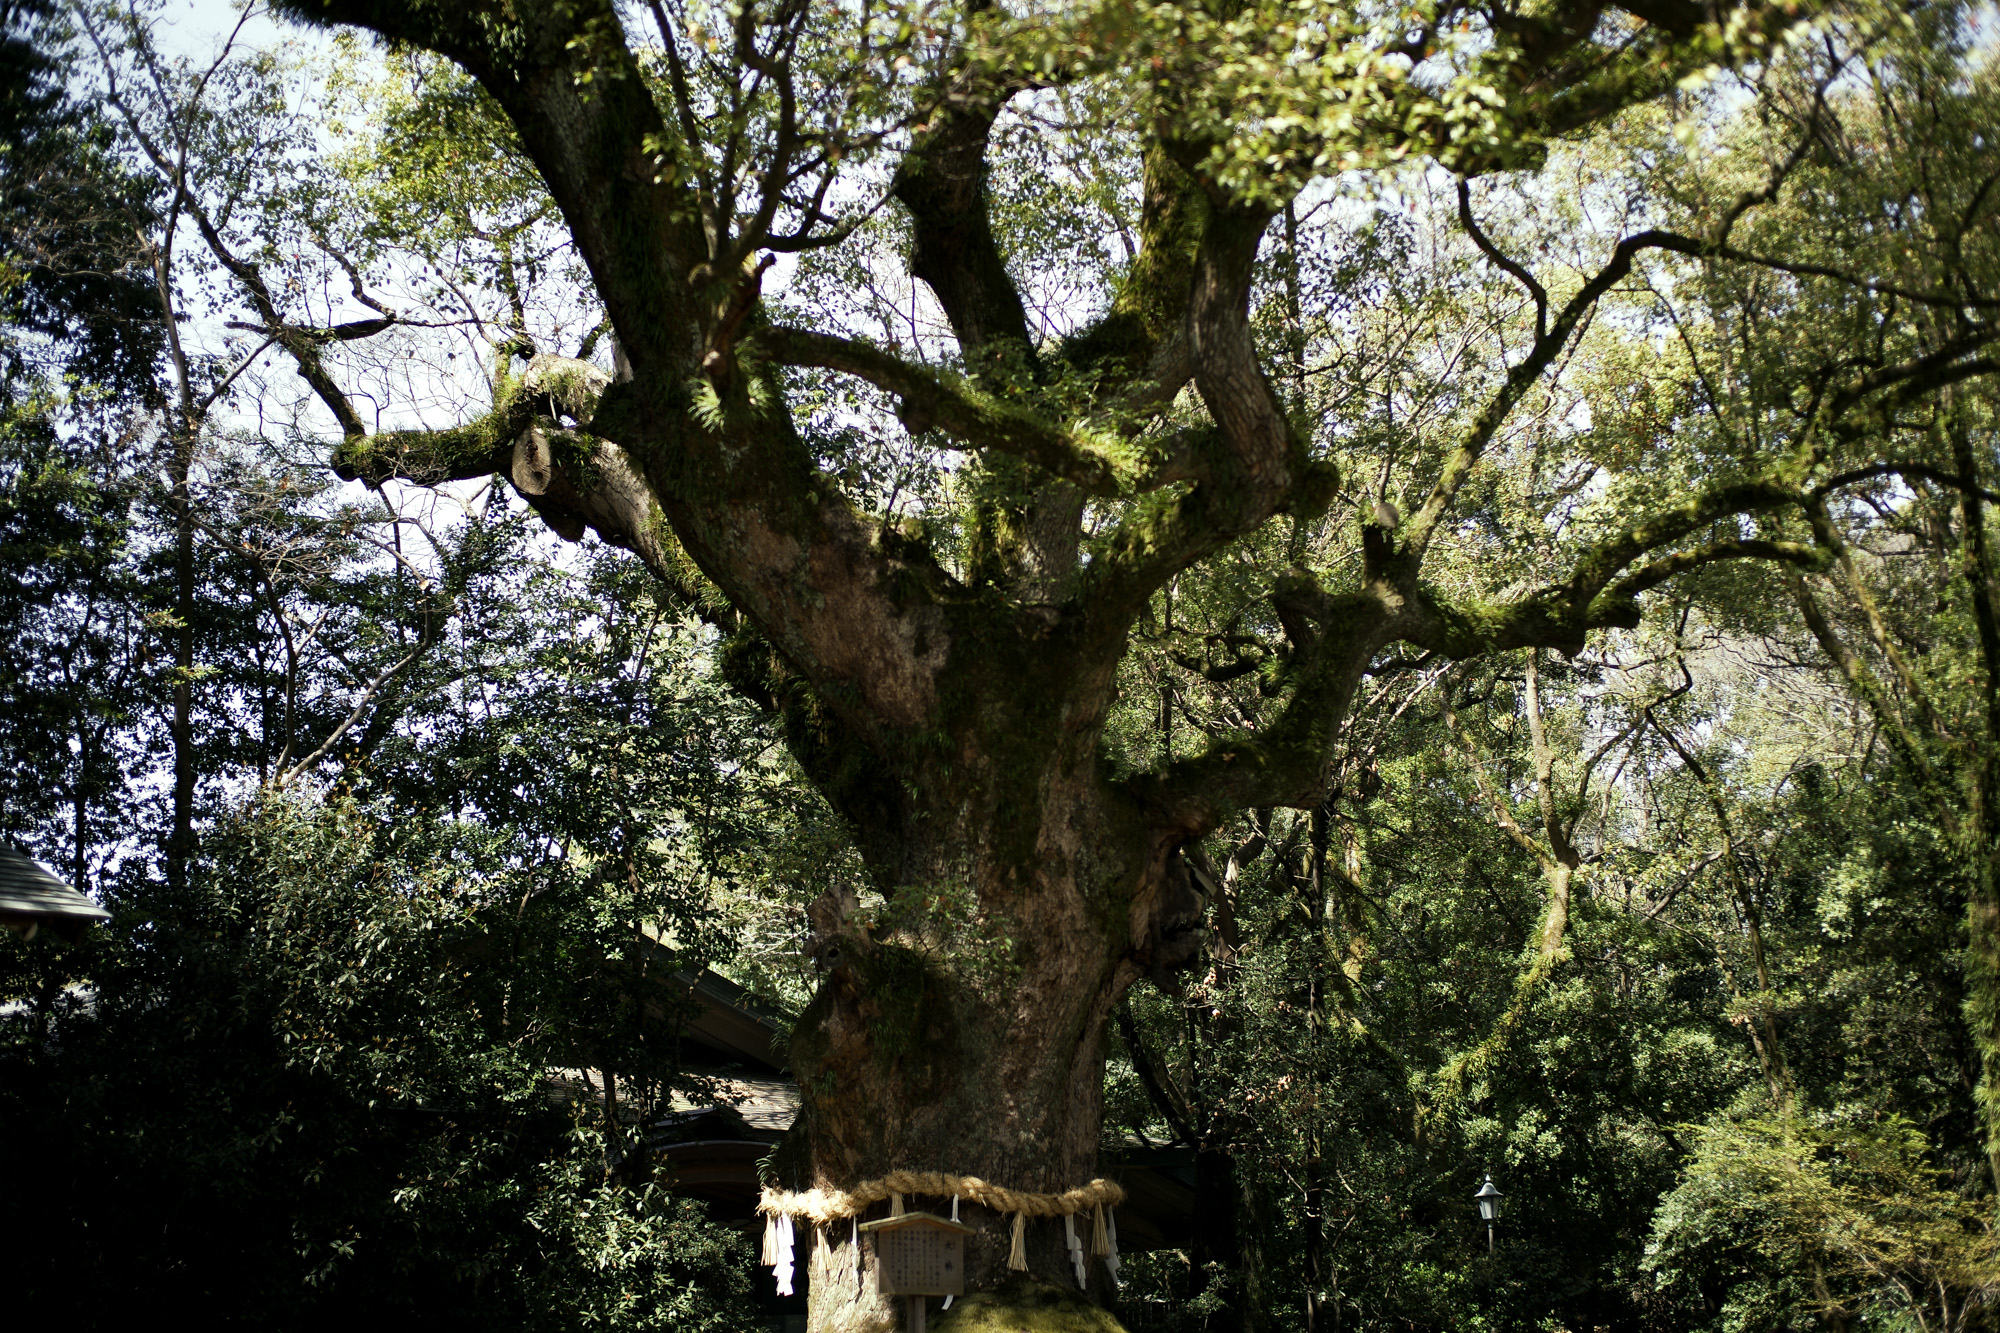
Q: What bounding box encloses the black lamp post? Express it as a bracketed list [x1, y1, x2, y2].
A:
[1473, 1168, 1503, 1254]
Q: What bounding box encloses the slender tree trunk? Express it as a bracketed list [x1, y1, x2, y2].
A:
[1236, 1168, 1271, 1333]
[1949, 413, 2000, 1186]
[168, 431, 195, 891]
[73, 722, 89, 896]
[142, 225, 199, 893]
[1190, 1146, 1240, 1325]
[1303, 809, 1330, 1333]
[1282, 201, 1304, 388]
[1191, 846, 1251, 1333]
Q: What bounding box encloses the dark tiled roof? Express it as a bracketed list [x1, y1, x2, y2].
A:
[0, 848, 110, 923]
[670, 966, 792, 1073]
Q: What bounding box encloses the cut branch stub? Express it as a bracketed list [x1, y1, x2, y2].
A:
[512, 425, 555, 497]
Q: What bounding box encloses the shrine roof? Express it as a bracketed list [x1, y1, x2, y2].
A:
[858, 1211, 976, 1235]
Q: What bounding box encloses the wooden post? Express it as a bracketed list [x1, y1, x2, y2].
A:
[908, 1295, 926, 1333]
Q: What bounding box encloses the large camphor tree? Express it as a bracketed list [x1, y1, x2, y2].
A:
[157, 0, 1995, 1322]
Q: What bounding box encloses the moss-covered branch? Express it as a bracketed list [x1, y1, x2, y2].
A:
[1605, 538, 1825, 603]
[889, 69, 1036, 359]
[329, 353, 610, 489]
[763, 326, 1177, 496]
[1410, 519, 1820, 661]
[1056, 145, 1205, 406]
[329, 394, 533, 487]
[1128, 583, 1388, 829]
[1079, 204, 1341, 635]
[1134, 477, 1823, 830]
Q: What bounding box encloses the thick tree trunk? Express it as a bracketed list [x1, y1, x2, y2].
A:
[783, 792, 1175, 1326]
[205, 16, 1983, 1331]
[763, 716, 1210, 1332]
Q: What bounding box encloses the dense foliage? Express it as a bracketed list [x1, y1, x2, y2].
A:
[4, 795, 756, 1328]
[0, 19, 820, 1299]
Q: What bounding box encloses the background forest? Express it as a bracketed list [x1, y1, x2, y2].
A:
[4, 0, 1999, 1330]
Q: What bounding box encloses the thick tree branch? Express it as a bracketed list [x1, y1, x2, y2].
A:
[1125, 487, 1811, 828]
[1839, 351, 2000, 421]
[1403, 228, 1687, 560]
[1408, 477, 1807, 658]
[224, 316, 407, 344]
[1129, 581, 1387, 830]
[1458, 178, 1547, 342]
[1084, 204, 1337, 634]
[1816, 458, 2000, 505]
[1059, 145, 1205, 408]
[764, 326, 1158, 495]
[331, 358, 698, 600]
[889, 47, 1034, 358]
[277, 0, 980, 757]
[1604, 537, 1827, 603]
[1129, 312, 1979, 834]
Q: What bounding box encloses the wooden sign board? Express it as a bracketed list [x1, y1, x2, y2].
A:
[858, 1212, 974, 1297]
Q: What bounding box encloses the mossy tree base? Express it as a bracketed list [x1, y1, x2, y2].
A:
[932, 1281, 1132, 1333]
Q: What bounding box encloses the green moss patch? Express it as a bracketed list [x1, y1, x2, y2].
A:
[932, 1282, 1130, 1333]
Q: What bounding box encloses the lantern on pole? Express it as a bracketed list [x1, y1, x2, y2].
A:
[1473, 1168, 1504, 1254]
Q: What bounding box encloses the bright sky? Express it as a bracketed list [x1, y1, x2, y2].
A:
[125, 1, 512, 550]
[151, 0, 310, 59]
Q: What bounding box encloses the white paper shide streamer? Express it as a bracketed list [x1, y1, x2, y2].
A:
[771, 1214, 796, 1296]
[944, 1196, 961, 1310]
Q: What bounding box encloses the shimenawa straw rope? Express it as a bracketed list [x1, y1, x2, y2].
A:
[758, 1171, 1124, 1226]
[758, 1171, 1126, 1275]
